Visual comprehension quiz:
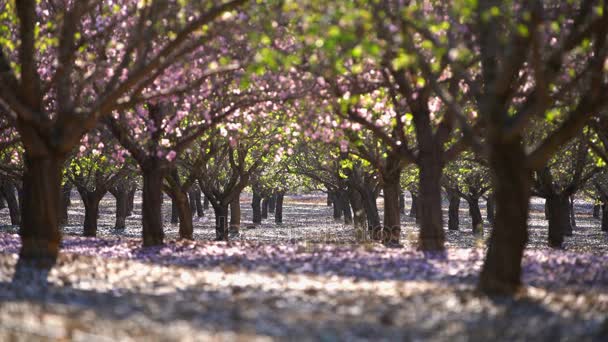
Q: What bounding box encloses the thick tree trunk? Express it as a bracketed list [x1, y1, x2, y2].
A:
[340, 191, 353, 225]
[213, 204, 229, 240]
[602, 202, 608, 231]
[19, 154, 63, 264]
[569, 196, 576, 232]
[546, 194, 570, 248]
[593, 203, 601, 219]
[230, 194, 241, 234]
[418, 154, 445, 250]
[195, 189, 204, 217]
[486, 194, 495, 225]
[112, 188, 128, 230]
[409, 192, 418, 220]
[59, 183, 72, 225]
[141, 159, 164, 246]
[261, 197, 269, 219]
[252, 192, 262, 224]
[479, 142, 530, 294]
[275, 191, 284, 224]
[468, 197, 483, 235]
[383, 176, 401, 245]
[447, 190, 460, 231]
[268, 194, 276, 214]
[81, 192, 103, 237]
[1, 181, 21, 226]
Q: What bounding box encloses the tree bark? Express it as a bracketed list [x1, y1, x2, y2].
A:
[340, 190, 353, 225]
[268, 194, 276, 214]
[447, 190, 460, 231]
[602, 202, 608, 231]
[127, 186, 136, 216]
[546, 194, 570, 248]
[111, 187, 128, 230]
[467, 197, 483, 235]
[59, 183, 72, 225]
[213, 204, 229, 240]
[569, 196, 576, 232]
[275, 191, 284, 224]
[479, 142, 530, 295]
[327, 192, 333, 206]
[261, 197, 269, 219]
[349, 187, 367, 231]
[362, 185, 381, 240]
[19, 153, 63, 264]
[252, 192, 262, 224]
[175, 189, 193, 240]
[383, 176, 401, 245]
[409, 192, 418, 220]
[486, 194, 495, 225]
[188, 189, 197, 216]
[230, 194, 241, 234]
[194, 188, 204, 217]
[593, 203, 601, 219]
[0, 192, 5, 210]
[170, 196, 179, 224]
[203, 195, 209, 210]
[418, 153, 445, 250]
[141, 158, 164, 246]
[80, 191, 103, 237]
[399, 192, 406, 214]
[1, 181, 21, 226]
[332, 191, 343, 220]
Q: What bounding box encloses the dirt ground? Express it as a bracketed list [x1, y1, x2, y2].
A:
[0, 192, 607, 341]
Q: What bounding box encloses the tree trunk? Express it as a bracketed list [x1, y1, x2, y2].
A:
[1, 181, 21, 226]
[81, 192, 103, 237]
[261, 197, 269, 219]
[418, 153, 445, 250]
[349, 187, 367, 231]
[230, 194, 241, 234]
[268, 194, 276, 214]
[195, 189, 204, 217]
[486, 194, 495, 225]
[546, 193, 570, 248]
[447, 190, 460, 231]
[383, 176, 401, 245]
[188, 189, 197, 216]
[593, 203, 601, 219]
[467, 197, 483, 235]
[170, 196, 179, 224]
[127, 186, 136, 216]
[399, 192, 406, 214]
[141, 159, 165, 246]
[59, 183, 72, 225]
[332, 191, 343, 220]
[252, 192, 262, 224]
[409, 192, 418, 219]
[479, 142, 530, 295]
[569, 196, 576, 232]
[112, 188, 128, 230]
[327, 192, 333, 206]
[175, 189, 193, 240]
[0, 192, 5, 210]
[602, 202, 608, 231]
[340, 190, 353, 225]
[19, 153, 63, 264]
[362, 185, 381, 240]
[275, 191, 284, 224]
[203, 195, 209, 210]
[213, 204, 229, 240]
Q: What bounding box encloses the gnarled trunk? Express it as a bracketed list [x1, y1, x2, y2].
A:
[19, 153, 63, 264]
[447, 190, 460, 231]
[467, 197, 483, 235]
[230, 194, 241, 234]
[141, 159, 164, 246]
[382, 176, 401, 245]
[252, 192, 262, 224]
[546, 193, 570, 248]
[275, 191, 284, 224]
[479, 142, 530, 294]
